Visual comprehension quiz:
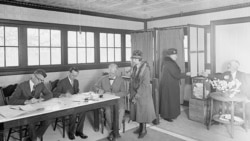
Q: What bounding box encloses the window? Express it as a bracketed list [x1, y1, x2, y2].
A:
[68, 31, 94, 64]
[184, 35, 188, 62]
[125, 34, 131, 61]
[0, 26, 19, 67]
[100, 33, 121, 62]
[27, 28, 61, 66]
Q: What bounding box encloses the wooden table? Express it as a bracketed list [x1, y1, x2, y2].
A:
[0, 93, 119, 141]
[207, 92, 248, 138]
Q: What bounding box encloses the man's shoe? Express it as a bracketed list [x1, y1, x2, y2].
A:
[23, 137, 32, 141]
[75, 132, 88, 139]
[68, 133, 75, 140]
[107, 132, 114, 141]
[164, 118, 173, 122]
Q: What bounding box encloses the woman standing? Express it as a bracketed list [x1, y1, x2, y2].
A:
[130, 50, 156, 138]
[159, 48, 190, 122]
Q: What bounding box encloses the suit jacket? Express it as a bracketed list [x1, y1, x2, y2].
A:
[8, 80, 53, 105]
[53, 77, 79, 97]
[93, 75, 127, 108]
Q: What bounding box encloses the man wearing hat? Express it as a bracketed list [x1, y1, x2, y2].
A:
[159, 48, 190, 122]
[130, 49, 156, 138]
[9, 69, 53, 141]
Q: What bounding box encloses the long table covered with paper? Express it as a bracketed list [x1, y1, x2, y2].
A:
[0, 92, 120, 140]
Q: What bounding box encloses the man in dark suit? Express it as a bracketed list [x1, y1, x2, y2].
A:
[8, 69, 53, 141]
[53, 67, 88, 140]
[93, 63, 127, 141]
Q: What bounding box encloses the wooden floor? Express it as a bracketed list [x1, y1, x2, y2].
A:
[6, 106, 250, 141]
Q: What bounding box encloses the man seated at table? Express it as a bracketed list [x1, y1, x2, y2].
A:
[8, 69, 53, 141]
[93, 63, 127, 140]
[53, 67, 88, 140]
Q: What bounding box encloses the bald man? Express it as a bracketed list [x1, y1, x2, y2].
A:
[93, 63, 127, 140]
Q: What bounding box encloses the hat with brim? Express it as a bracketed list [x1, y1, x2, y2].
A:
[131, 50, 143, 59]
[166, 48, 177, 56]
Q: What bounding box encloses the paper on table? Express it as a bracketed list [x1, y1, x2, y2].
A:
[0, 106, 25, 118]
[0, 105, 44, 118]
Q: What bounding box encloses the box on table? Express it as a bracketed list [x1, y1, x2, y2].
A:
[192, 76, 211, 100]
[189, 98, 208, 124]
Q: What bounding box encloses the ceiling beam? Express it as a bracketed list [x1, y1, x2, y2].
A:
[0, 0, 146, 22]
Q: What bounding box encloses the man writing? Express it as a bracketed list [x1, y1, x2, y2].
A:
[8, 69, 53, 141]
[53, 67, 88, 140]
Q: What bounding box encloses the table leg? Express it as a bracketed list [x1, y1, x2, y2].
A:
[230, 101, 234, 138]
[113, 101, 119, 138]
[208, 98, 213, 130]
[93, 109, 100, 132]
[243, 102, 248, 132]
[0, 123, 4, 141]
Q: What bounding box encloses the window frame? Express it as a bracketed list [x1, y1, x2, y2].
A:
[0, 25, 19, 67]
[0, 19, 131, 76]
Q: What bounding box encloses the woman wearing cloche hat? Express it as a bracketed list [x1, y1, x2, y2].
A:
[129, 49, 156, 139]
[159, 48, 191, 122]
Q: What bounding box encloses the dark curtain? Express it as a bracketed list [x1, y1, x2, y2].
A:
[157, 28, 185, 104]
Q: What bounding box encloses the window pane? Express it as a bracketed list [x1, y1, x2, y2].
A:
[5, 27, 18, 46]
[51, 30, 61, 47]
[28, 28, 39, 46]
[40, 48, 50, 65]
[78, 48, 86, 63]
[115, 34, 121, 47]
[68, 31, 76, 47]
[68, 48, 77, 64]
[126, 34, 131, 47]
[28, 48, 39, 65]
[100, 48, 107, 62]
[108, 33, 114, 47]
[6, 47, 18, 66]
[100, 33, 107, 47]
[185, 48, 188, 62]
[87, 32, 94, 47]
[0, 47, 4, 67]
[108, 48, 114, 62]
[0, 27, 3, 46]
[115, 48, 121, 62]
[40, 29, 50, 47]
[78, 32, 86, 47]
[126, 48, 131, 61]
[87, 48, 94, 63]
[51, 48, 61, 64]
[184, 35, 188, 48]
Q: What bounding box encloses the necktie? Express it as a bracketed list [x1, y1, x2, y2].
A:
[31, 85, 36, 96]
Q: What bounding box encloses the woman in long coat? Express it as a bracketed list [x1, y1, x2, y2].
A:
[159, 48, 190, 122]
[130, 50, 156, 138]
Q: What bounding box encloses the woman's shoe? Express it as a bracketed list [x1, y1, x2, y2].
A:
[138, 123, 147, 138]
[133, 124, 142, 134]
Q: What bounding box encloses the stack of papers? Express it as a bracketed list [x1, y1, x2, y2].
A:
[0, 105, 44, 118]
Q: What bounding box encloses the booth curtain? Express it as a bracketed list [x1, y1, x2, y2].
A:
[157, 28, 185, 104]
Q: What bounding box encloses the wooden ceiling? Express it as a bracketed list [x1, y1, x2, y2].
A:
[2, 0, 250, 20]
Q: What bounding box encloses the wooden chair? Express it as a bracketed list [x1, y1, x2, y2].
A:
[3, 84, 43, 141]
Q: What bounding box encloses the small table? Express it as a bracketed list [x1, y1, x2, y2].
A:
[207, 92, 248, 138]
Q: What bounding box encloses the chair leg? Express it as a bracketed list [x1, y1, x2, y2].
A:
[19, 126, 23, 141]
[62, 117, 65, 138]
[53, 118, 58, 131]
[122, 118, 125, 133]
[100, 109, 105, 134]
[6, 128, 12, 141]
